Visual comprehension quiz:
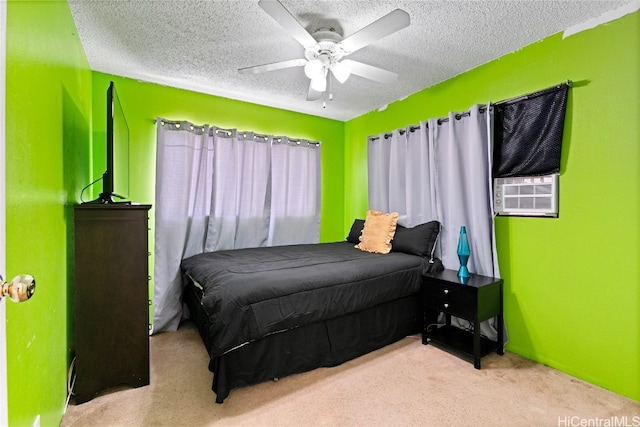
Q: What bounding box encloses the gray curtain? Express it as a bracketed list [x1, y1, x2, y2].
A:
[153, 121, 213, 333]
[205, 129, 272, 252]
[268, 137, 322, 246]
[367, 121, 436, 227]
[427, 105, 499, 279]
[368, 105, 502, 340]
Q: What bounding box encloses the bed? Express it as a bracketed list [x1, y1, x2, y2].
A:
[181, 216, 441, 403]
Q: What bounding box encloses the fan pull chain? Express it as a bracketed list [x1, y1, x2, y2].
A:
[323, 73, 334, 108]
[323, 74, 328, 108]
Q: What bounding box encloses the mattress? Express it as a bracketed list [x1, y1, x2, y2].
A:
[181, 242, 429, 358]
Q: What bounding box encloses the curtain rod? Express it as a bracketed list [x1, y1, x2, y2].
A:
[494, 80, 571, 106]
[155, 118, 320, 147]
[213, 128, 321, 147]
[369, 106, 489, 142]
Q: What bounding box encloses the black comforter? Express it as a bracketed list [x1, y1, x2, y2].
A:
[181, 242, 429, 358]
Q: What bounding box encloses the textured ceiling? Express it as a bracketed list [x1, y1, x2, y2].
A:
[69, 0, 631, 121]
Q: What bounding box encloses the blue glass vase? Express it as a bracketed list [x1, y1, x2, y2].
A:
[457, 226, 471, 279]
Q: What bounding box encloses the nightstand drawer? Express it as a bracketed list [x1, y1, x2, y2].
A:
[423, 281, 472, 303]
[425, 293, 473, 319]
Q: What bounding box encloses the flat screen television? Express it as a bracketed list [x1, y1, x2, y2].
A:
[85, 81, 130, 204]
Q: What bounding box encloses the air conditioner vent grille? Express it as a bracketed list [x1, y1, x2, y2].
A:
[494, 174, 559, 217]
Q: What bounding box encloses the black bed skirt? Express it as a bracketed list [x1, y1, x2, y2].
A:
[184, 283, 420, 403]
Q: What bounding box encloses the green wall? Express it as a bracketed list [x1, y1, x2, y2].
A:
[345, 11, 639, 401]
[5, 0, 92, 426]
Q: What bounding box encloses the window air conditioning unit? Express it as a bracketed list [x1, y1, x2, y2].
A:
[494, 174, 559, 217]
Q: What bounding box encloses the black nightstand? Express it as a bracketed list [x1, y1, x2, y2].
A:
[422, 269, 504, 369]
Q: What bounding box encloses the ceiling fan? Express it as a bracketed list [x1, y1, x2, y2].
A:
[239, 0, 410, 104]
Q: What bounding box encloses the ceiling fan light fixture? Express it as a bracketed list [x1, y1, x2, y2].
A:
[331, 61, 351, 84]
[310, 74, 327, 92]
[304, 59, 324, 79]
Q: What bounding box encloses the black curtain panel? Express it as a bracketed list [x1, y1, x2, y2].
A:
[493, 84, 569, 178]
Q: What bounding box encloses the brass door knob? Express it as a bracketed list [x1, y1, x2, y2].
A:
[1, 274, 36, 302]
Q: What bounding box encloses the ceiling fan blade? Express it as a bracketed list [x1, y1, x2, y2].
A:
[258, 0, 319, 50]
[239, 58, 306, 74]
[337, 9, 410, 55]
[340, 60, 398, 84]
[307, 81, 323, 101]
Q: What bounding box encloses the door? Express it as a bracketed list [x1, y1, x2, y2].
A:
[1, 0, 8, 424]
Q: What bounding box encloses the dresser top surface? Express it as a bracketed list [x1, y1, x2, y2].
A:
[74, 204, 151, 210]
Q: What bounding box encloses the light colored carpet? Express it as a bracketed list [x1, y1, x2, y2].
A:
[61, 322, 639, 427]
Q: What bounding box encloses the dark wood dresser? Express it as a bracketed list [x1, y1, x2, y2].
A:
[73, 204, 151, 403]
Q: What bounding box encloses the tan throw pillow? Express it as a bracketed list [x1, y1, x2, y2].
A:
[355, 210, 399, 254]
